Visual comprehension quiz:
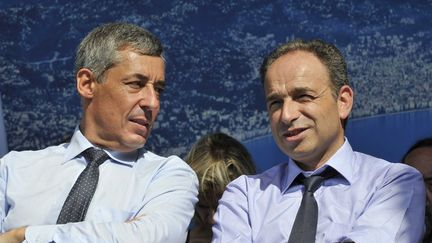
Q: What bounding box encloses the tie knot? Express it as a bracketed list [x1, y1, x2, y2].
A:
[298, 167, 338, 193]
[302, 175, 324, 193]
[82, 147, 109, 166]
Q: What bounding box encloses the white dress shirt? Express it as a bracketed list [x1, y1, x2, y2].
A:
[0, 128, 198, 243]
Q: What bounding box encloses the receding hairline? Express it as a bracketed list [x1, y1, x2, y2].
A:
[74, 22, 165, 82]
[263, 50, 334, 95]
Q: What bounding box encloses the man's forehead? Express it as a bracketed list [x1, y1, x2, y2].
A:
[264, 72, 330, 94]
[267, 51, 323, 75]
[269, 50, 318, 68]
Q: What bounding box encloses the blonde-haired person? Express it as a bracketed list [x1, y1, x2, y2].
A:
[185, 132, 256, 243]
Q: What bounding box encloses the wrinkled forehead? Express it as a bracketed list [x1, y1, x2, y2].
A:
[264, 51, 331, 90]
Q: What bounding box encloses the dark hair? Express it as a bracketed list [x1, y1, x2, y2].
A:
[401, 137, 432, 243]
[402, 137, 432, 163]
[75, 22, 164, 83]
[260, 39, 349, 97]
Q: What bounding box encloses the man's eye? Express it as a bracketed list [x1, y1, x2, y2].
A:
[268, 100, 282, 111]
[296, 94, 315, 102]
[126, 81, 142, 89]
[155, 85, 165, 94]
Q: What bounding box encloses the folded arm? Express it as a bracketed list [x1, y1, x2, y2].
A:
[1, 158, 198, 243]
[345, 166, 426, 243]
[212, 176, 252, 243]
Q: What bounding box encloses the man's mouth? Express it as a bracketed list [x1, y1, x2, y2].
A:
[129, 117, 150, 128]
[283, 128, 308, 138]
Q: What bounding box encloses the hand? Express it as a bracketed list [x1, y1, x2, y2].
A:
[0, 226, 26, 243]
[126, 214, 145, 223]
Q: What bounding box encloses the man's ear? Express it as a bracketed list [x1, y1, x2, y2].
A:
[337, 85, 354, 120]
[76, 68, 96, 99]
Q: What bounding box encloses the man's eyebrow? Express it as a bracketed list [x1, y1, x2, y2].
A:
[266, 87, 316, 102]
[128, 73, 148, 81]
[265, 92, 282, 103]
[155, 80, 166, 90]
[289, 87, 316, 95]
[292, 86, 330, 98]
[424, 176, 432, 182]
[126, 73, 165, 83]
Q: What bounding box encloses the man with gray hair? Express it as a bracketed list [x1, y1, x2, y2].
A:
[212, 39, 425, 242]
[0, 22, 198, 242]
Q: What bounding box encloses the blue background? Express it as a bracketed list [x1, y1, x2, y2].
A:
[0, 0, 431, 172]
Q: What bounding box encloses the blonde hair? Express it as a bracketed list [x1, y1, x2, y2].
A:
[186, 133, 256, 214]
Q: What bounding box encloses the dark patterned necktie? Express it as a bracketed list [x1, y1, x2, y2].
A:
[288, 168, 336, 243]
[57, 147, 109, 224]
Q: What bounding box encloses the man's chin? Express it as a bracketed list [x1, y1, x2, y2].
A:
[123, 135, 148, 150]
[277, 139, 303, 155]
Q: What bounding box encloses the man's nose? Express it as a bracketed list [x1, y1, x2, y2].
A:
[139, 85, 159, 110]
[280, 99, 300, 125]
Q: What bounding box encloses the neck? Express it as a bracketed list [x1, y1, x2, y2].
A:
[294, 135, 345, 171]
[79, 120, 139, 153]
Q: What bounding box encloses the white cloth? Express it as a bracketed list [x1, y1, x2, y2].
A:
[1, 128, 198, 243]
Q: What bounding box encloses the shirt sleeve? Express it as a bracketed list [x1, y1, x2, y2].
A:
[212, 175, 252, 243]
[24, 158, 199, 243]
[345, 165, 425, 243]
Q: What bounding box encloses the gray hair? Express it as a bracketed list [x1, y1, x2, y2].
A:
[75, 22, 164, 82]
[259, 39, 349, 98]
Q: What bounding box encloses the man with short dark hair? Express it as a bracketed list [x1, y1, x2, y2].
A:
[0, 22, 198, 243]
[212, 39, 425, 242]
[403, 137, 432, 243]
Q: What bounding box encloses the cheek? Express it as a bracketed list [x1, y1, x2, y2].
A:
[120, 97, 141, 114]
[93, 99, 120, 122]
[154, 103, 161, 113]
[269, 111, 280, 124]
[314, 104, 339, 124]
[269, 116, 281, 134]
[107, 104, 126, 121]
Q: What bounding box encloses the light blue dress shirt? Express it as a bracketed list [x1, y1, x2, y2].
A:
[212, 140, 425, 242]
[0, 128, 198, 243]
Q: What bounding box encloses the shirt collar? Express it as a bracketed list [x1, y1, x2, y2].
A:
[323, 138, 355, 184]
[282, 138, 355, 193]
[282, 159, 304, 192]
[62, 126, 140, 167]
